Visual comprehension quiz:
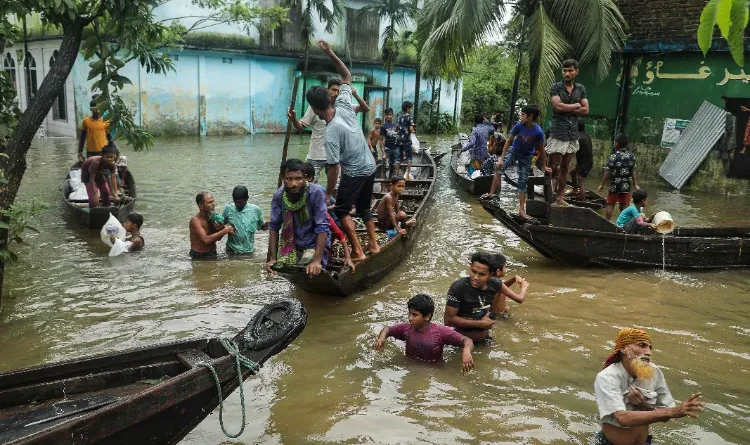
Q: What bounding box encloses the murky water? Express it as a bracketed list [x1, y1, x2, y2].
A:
[1, 134, 749, 444]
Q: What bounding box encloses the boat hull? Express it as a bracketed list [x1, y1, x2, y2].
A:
[450, 147, 493, 196]
[277, 151, 436, 296]
[61, 163, 137, 229]
[0, 300, 306, 445]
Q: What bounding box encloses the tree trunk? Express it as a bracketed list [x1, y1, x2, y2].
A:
[386, 69, 391, 109]
[435, 79, 442, 130]
[0, 19, 83, 302]
[413, 61, 421, 124]
[508, 18, 526, 133]
[301, 38, 309, 111]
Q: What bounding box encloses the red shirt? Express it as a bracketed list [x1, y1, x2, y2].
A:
[328, 214, 346, 243]
[388, 323, 466, 363]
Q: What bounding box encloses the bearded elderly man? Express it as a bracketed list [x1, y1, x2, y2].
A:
[593, 328, 704, 445]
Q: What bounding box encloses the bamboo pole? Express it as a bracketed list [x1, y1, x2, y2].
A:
[279, 71, 302, 187]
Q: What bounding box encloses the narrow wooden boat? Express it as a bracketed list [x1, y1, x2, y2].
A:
[61, 162, 137, 229]
[450, 134, 493, 196]
[276, 150, 436, 296]
[482, 195, 750, 270]
[0, 299, 307, 445]
[502, 167, 606, 209]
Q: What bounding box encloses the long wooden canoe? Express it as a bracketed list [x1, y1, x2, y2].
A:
[482, 196, 750, 269]
[0, 299, 306, 445]
[450, 133, 494, 196]
[61, 162, 137, 229]
[276, 150, 436, 296]
[502, 166, 606, 209]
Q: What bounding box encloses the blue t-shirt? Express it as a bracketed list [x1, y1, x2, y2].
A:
[510, 122, 545, 157]
[380, 121, 398, 149]
[616, 204, 641, 227]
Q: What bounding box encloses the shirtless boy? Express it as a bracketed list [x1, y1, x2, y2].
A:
[376, 175, 416, 238]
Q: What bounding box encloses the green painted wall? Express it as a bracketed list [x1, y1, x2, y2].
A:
[578, 52, 750, 145]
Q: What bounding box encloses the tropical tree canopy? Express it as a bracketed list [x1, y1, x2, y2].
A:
[698, 0, 749, 66]
[416, 0, 628, 105]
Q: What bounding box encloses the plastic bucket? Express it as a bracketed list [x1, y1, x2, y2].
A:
[652, 211, 675, 234]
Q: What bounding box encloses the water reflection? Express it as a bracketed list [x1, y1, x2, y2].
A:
[0, 135, 747, 444]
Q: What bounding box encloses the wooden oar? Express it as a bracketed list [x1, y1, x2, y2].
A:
[279, 71, 303, 187]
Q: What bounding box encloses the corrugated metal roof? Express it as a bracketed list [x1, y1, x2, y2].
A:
[659, 101, 729, 190]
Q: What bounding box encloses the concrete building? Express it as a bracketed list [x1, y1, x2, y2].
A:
[3, 1, 462, 138]
[572, 0, 750, 193]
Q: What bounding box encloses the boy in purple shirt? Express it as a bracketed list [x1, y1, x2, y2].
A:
[374, 294, 475, 372]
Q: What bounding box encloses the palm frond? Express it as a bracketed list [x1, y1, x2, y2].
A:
[526, 1, 572, 105]
[417, 0, 504, 78]
[545, 0, 627, 81]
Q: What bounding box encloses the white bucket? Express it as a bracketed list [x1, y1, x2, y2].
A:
[652, 211, 675, 234]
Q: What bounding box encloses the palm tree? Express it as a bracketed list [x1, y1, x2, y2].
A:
[292, 0, 345, 76]
[360, 0, 418, 108]
[416, 0, 628, 108]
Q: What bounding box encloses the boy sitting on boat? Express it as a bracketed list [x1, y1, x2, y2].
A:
[482, 105, 550, 221]
[374, 294, 474, 372]
[267, 158, 330, 277]
[444, 252, 529, 342]
[616, 190, 656, 234]
[376, 176, 417, 240]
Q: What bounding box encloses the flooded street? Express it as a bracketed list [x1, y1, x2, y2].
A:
[1, 134, 749, 444]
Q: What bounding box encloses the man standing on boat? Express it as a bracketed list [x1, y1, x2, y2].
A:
[547, 59, 588, 205]
[189, 192, 233, 259]
[304, 40, 380, 261]
[593, 328, 703, 445]
[287, 80, 369, 184]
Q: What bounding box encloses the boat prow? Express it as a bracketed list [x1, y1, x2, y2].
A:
[0, 299, 307, 445]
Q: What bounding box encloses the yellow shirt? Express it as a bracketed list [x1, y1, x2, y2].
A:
[81, 117, 109, 153]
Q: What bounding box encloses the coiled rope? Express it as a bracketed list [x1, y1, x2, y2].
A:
[197, 338, 260, 438]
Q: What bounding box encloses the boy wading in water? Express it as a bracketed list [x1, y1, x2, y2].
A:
[482, 105, 549, 220]
[376, 176, 417, 239]
[547, 59, 589, 205]
[305, 40, 380, 261]
[375, 294, 475, 372]
[598, 133, 638, 221]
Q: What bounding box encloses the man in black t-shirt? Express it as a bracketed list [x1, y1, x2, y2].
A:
[444, 252, 503, 342]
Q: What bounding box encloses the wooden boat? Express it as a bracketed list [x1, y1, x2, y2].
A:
[276, 150, 436, 296]
[0, 299, 307, 445]
[450, 134, 493, 195]
[502, 167, 606, 209]
[61, 162, 137, 229]
[481, 194, 750, 270]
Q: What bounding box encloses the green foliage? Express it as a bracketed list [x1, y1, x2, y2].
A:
[0, 200, 46, 264]
[417, 100, 457, 134]
[698, 0, 750, 66]
[460, 45, 529, 124]
[417, 0, 627, 110]
[360, 0, 418, 74]
[182, 31, 257, 50]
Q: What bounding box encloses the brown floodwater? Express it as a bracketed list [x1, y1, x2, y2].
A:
[1, 134, 748, 444]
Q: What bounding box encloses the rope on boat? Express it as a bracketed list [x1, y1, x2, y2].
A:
[197, 338, 260, 439]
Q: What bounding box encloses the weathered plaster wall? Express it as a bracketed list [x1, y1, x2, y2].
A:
[71, 49, 447, 136]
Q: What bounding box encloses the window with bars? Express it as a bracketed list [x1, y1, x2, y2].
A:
[24, 52, 38, 103]
[49, 50, 67, 121]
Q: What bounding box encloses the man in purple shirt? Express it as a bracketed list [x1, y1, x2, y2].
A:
[462, 113, 495, 170]
[374, 294, 474, 371]
[266, 158, 330, 277]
